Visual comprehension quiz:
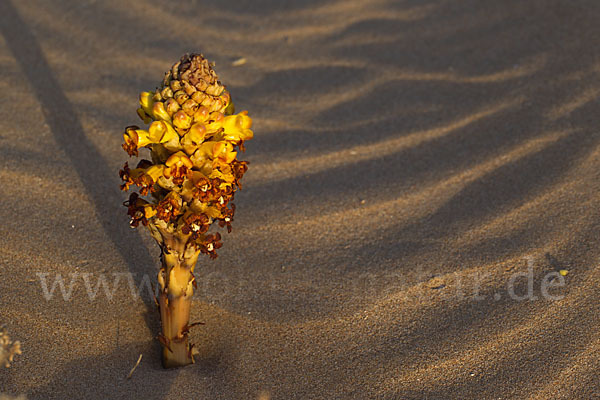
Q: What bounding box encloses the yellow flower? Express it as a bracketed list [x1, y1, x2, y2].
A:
[119, 162, 165, 195]
[122, 126, 152, 157]
[181, 123, 207, 155]
[164, 98, 181, 116]
[125, 192, 154, 227]
[222, 111, 253, 145]
[190, 199, 222, 219]
[164, 151, 193, 185]
[137, 108, 152, 124]
[172, 110, 193, 132]
[149, 121, 179, 144]
[156, 191, 182, 222]
[140, 92, 155, 115]
[212, 141, 237, 164]
[152, 101, 172, 122]
[144, 204, 157, 219]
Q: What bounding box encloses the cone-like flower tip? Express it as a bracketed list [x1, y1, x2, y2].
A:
[177, 54, 220, 87]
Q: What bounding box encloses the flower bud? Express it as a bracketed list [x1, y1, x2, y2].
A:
[152, 101, 171, 121]
[173, 110, 192, 131]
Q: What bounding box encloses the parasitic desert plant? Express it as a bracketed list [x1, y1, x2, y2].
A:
[0, 325, 21, 368]
[119, 53, 253, 368]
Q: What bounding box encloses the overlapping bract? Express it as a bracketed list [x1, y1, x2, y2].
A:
[120, 54, 252, 258]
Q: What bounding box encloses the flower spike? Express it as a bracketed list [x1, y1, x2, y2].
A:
[119, 53, 253, 369]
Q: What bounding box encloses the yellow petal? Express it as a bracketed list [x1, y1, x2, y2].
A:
[152, 101, 171, 122]
[164, 98, 181, 116]
[144, 205, 157, 219]
[195, 141, 217, 159]
[224, 112, 252, 130]
[223, 150, 237, 164]
[173, 110, 192, 131]
[191, 200, 222, 218]
[222, 112, 253, 143]
[148, 121, 167, 143]
[165, 151, 193, 168]
[193, 106, 210, 123]
[149, 121, 179, 144]
[157, 176, 175, 190]
[211, 141, 226, 158]
[145, 165, 165, 181]
[209, 169, 235, 183]
[210, 141, 236, 163]
[188, 123, 207, 142]
[190, 148, 211, 171]
[181, 136, 197, 155]
[137, 108, 152, 124]
[135, 129, 152, 147]
[140, 92, 155, 115]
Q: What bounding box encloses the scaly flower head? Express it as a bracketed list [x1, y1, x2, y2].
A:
[119, 53, 253, 259]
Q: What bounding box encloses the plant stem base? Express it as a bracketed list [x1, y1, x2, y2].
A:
[159, 291, 194, 368]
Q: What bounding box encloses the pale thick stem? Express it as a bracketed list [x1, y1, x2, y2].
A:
[157, 248, 198, 368]
[159, 291, 193, 368]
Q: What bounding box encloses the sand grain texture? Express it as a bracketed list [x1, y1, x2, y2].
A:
[0, 0, 599, 399]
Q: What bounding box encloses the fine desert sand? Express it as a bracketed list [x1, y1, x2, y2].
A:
[1, 0, 599, 398]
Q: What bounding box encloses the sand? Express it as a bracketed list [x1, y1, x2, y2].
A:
[1, 0, 599, 398]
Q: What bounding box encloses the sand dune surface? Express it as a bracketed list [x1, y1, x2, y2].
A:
[1, 0, 600, 398]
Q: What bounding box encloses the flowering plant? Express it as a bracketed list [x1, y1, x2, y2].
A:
[119, 54, 253, 367]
